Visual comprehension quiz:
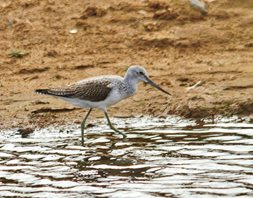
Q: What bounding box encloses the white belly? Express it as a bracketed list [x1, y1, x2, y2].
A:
[60, 89, 128, 110]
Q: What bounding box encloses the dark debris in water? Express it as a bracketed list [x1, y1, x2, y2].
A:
[17, 127, 34, 138]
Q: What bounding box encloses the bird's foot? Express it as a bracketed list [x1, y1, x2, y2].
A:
[110, 126, 127, 138]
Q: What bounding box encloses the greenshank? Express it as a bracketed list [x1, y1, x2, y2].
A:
[35, 65, 171, 145]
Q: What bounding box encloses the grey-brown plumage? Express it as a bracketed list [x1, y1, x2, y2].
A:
[36, 79, 112, 102]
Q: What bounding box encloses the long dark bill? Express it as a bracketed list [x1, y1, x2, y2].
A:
[144, 75, 171, 95]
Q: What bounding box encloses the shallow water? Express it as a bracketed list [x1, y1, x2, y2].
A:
[0, 117, 253, 197]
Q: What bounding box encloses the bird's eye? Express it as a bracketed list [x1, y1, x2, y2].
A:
[139, 71, 144, 75]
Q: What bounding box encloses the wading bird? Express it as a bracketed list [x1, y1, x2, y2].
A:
[35, 65, 171, 145]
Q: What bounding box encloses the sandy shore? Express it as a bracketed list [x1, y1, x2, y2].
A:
[0, 0, 252, 129]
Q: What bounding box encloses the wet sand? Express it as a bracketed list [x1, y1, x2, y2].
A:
[0, 0, 253, 129]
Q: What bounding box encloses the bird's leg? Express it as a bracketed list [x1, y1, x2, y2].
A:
[81, 108, 93, 146]
[104, 111, 126, 138]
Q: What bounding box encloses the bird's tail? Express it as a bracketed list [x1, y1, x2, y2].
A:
[35, 88, 74, 97]
[35, 89, 59, 96]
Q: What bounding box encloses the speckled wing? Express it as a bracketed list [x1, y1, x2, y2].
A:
[36, 79, 112, 102]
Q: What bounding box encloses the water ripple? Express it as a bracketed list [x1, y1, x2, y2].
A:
[0, 117, 252, 197]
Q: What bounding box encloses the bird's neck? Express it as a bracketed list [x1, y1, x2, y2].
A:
[123, 74, 139, 91]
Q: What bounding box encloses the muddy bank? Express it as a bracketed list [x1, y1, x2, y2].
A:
[0, 0, 253, 129]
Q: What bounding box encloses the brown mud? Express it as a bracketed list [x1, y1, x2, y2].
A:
[0, 0, 253, 129]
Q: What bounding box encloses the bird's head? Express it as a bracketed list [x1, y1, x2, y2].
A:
[126, 65, 171, 95]
[127, 65, 149, 82]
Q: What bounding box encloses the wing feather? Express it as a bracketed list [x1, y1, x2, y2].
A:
[38, 79, 112, 102]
